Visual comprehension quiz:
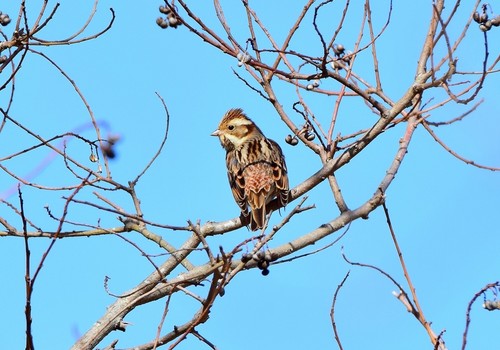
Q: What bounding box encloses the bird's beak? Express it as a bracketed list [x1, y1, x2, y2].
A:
[211, 129, 220, 137]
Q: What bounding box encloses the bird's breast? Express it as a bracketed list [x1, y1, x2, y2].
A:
[237, 137, 273, 165]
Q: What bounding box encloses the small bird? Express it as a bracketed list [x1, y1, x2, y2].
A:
[212, 108, 289, 231]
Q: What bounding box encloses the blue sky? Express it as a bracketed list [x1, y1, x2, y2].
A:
[0, 1, 499, 349]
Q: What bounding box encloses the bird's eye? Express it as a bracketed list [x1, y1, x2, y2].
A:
[228, 125, 235, 130]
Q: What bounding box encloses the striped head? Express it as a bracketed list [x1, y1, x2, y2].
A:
[211, 108, 264, 151]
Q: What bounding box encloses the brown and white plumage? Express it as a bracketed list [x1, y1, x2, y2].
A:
[212, 108, 289, 231]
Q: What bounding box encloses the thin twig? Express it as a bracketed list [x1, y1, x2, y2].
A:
[20, 186, 35, 350]
[275, 223, 350, 265]
[153, 294, 172, 350]
[28, 49, 111, 177]
[132, 92, 171, 185]
[331, 271, 350, 350]
[422, 120, 500, 171]
[31, 175, 90, 286]
[382, 202, 446, 350]
[462, 281, 500, 350]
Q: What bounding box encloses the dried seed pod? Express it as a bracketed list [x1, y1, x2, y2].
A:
[168, 15, 179, 26]
[156, 17, 168, 29]
[255, 250, 265, 260]
[479, 24, 489, 32]
[101, 143, 116, 159]
[0, 14, 10, 26]
[342, 52, 352, 64]
[241, 253, 251, 263]
[305, 132, 316, 141]
[159, 5, 171, 14]
[483, 300, 500, 310]
[333, 43, 345, 56]
[261, 268, 270, 276]
[306, 84, 314, 90]
[0, 55, 7, 64]
[89, 153, 98, 163]
[491, 16, 500, 26]
[237, 53, 250, 66]
[285, 135, 299, 146]
[473, 12, 481, 23]
[479, 13, 488, 23]
[330, 60, 342, 70]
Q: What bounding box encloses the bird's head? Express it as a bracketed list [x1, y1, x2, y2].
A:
[211, 108, 263, 151]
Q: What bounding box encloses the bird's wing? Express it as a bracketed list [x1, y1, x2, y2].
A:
[268, 139, 289, 206]
[226, 150, 248, 215]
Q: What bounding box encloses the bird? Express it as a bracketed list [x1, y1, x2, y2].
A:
[211, 108, 289, 231]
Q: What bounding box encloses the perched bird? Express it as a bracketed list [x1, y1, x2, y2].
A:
[211, 108, 289, 230]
